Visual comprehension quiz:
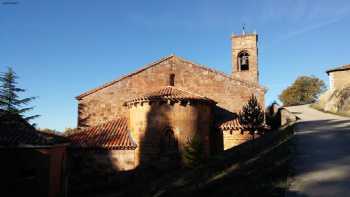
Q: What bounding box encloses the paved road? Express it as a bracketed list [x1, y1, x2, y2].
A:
[286, 105, 350, 197]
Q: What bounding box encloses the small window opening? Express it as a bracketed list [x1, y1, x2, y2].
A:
[159, 127, 178, 156]
[169, 74, 175, 86]
[238, 51, 249, 71]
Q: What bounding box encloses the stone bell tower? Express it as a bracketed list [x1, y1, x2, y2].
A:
[232, 32, 259, 83]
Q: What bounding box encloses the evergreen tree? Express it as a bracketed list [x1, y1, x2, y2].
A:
[0, 67, 39, 120]
[238, 95, 265, 140]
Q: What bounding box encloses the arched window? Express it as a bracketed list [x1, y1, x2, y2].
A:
[159, 127, 178, 156]
[238, 51, 249, 71]
[169, 74, 175, 86]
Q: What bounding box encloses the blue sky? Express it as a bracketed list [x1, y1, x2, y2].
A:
[1, 0, 350, 131]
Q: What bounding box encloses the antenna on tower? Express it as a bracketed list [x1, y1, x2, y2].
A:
[242, 24, 246, 35]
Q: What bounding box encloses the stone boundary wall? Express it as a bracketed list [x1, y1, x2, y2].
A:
[222, 131, 259, 150]
[68, 149, 135, 194]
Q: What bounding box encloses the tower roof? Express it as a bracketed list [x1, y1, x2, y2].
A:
[124, 86, 216, 106]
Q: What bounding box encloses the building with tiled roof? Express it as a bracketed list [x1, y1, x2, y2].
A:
[124, 86, 216, 106]
[0, 111, 69, 197]
[326, 64, 350, 90]
[70, 32, 266, 170]
[0, 111, 50, 146]
[69, 117, 136, 150]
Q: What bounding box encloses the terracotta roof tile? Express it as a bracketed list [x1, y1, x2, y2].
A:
[124, 86, 216, 105]
[219, 118, 245, 131]
[326, 64, 350, 74]
[68, 117, 136, 150]
[0, 129, 50, 146]
[219, 118, 270, 132]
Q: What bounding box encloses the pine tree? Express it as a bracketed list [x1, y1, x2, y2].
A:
[0, 67, 39, 121]
[238, 94, 264, 140]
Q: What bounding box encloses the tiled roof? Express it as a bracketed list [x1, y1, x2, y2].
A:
[37, 131, 70, 144]
[326, 64, 350, 74]
[76, 55, 266, 100]
[0, 130, 50, 146]
[219, 119, 245, 131]
[0, 112, 50, 146]
[124, 86, 216, 106]
[68, 117, 136, 150]
[219, 118, 270, 132]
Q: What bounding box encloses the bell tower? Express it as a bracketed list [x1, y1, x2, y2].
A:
[232, 32, 259, 83]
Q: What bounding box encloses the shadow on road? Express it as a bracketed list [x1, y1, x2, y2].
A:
[288, 118, 350, 196]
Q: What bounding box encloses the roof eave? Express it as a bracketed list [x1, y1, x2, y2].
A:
[326, 68, 350, 75]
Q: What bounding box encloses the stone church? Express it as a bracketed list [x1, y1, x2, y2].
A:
[69, 33, 266, 170]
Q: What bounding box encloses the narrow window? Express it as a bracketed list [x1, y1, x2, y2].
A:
[169, 74, 175, 86]
[159, 127, 178, 156]
[238, 51, 249, 71]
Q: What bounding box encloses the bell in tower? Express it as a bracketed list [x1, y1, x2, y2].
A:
[231, 32, 259, 83]
[238, 51, 249, 71]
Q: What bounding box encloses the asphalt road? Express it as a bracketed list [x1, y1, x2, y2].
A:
[286, 105, 350, 197]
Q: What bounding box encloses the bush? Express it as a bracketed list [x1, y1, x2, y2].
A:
[279, 76, 326, 106]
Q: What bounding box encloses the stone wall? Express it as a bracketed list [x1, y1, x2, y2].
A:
[329, 70, 350, 90]
[77, 56, 265, 128]
[223, 131, 259, 150]
[69, 149, 135, 193]
[128, 101, 213, 167]
[232, 34, 259, 83]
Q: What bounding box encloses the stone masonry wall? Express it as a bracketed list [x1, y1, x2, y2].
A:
[69, 149, 135, 193]
[223, 131, 259, 150]
[77, 56, 265, 128]
[232, 34, 259, 83]
[128, 101, 212, 167]
[329, 70, 350, 90]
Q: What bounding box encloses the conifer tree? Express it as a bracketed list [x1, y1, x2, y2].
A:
[238, 94, 264, 140]
[0, 67, 39, 120]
